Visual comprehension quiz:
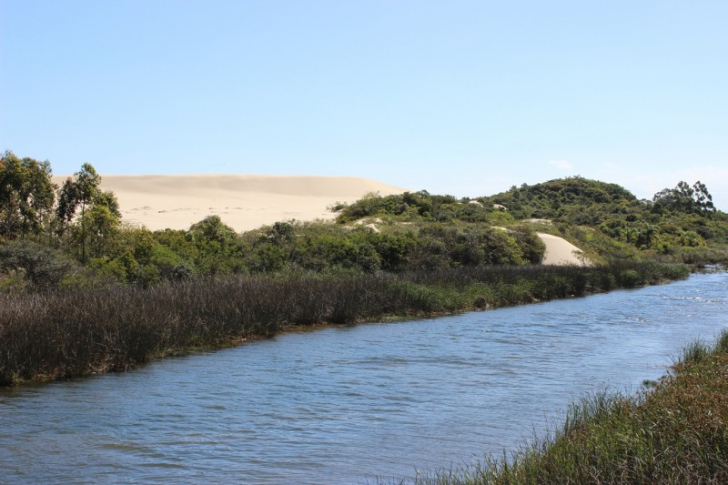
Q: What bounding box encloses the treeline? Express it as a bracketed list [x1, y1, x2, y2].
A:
[1, 216, 548, 290]
[2, 152, 727, 292]
[1, 151, 547, 290]
[0, 152, 121, 259]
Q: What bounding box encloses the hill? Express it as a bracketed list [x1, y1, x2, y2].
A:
[333, 176, 728, 265]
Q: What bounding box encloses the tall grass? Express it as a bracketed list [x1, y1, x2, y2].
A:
[0, 262, 688, 385]
[404, 330, 728, 485]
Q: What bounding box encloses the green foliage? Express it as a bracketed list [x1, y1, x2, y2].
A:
[365, 231, 417, 271]
[508, 226, 546, 264]
[0, 151, 56, 240]
[484, 210, 516, 226]
[388, 281, 456, 313]
[486, 176, 641, 222]
[0, 240, 77, 288]
[485, 177, 727, 256]
[88, 256, 128, 282]
[330, 177, 726, 265]
[0, 261, 687, 385]
[55, 163, 120, 264]
[619, 269, 641, 287]
[414, 225, 529, 267]
[653, 180, 716, 215]
[185, 215, 247, 275]
[334, 190, 491, 224]
[56, 163, 102, 226]
[189, 215, 237, 247]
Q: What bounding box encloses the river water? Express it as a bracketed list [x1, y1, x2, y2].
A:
[1, 272, 727, 484]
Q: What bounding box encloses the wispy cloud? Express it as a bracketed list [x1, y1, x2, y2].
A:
[548, 160, 573, 170]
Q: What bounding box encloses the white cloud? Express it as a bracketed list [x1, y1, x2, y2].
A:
[548, 160, 573, 170]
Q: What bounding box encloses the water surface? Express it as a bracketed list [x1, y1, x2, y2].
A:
[1, 272, 726, 483]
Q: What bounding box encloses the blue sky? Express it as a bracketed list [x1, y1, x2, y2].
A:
[2, 1, 727, 208]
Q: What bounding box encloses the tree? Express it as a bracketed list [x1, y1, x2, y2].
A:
[0, 151, 56, 240]
[79, 191, 122, 258]
[0, 240, 76, 288]
[652, 181, 716, 216]
[188, 216, 243, 274]
[55, 163, 105, 263]
[692, 181, 716, 214]
[55, 177, 77, 238]
[189, 215, 237, 249]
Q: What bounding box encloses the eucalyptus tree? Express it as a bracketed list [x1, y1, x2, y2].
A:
[0, 151, 56, 241]
[652, 181, 716, 216]
[55, 163, 119, 263]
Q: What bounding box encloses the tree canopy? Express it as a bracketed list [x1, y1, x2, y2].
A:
[652, 181, 716, 215]
[0, 151, 56, 240]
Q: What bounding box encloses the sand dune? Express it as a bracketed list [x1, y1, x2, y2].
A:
[538, 232, 591, 266]
[53, 174, 408, 233]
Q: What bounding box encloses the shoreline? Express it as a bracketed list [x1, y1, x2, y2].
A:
[0, 262, 691, 387]
[417, 327, 728, 484]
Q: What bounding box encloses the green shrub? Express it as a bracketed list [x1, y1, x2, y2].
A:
[0, 240, 77, 288]
[619, 269, 641, 287]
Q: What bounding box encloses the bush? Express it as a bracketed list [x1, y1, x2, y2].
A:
[0, 240, 77, 288]
[619, 269, 641, 288]
[0, 261, 689, 385]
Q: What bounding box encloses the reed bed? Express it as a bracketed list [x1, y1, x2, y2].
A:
[0, 262, 688, 385]
[401, 330, 728, 485]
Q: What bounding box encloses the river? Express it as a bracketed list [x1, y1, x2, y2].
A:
[1, 271, 726, 484]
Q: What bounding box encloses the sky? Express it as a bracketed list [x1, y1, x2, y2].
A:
[2, 1, 727, 208]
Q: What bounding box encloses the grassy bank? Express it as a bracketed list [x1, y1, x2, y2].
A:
[408, 330, 728, 485]
[0, 262, 688, 386]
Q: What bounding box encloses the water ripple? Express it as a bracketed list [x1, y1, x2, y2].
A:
[1, 272, 727, 484]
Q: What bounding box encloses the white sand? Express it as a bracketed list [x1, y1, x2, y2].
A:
[53, 174, 407, 233]
[494, 226, 590, 266]
[538, 232, 591, 266]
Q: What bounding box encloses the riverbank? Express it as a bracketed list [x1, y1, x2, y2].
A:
[414, 329, 728, 485]
[0, 262, 689, 386]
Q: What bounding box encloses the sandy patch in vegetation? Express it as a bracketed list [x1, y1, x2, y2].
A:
[538, 232, 591, 266]
[495, 224, 590, 266]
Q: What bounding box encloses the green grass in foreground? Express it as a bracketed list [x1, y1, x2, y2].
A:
[0, 262, 688, 385]
[406, 331, 728, 485]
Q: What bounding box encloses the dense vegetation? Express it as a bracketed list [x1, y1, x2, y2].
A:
[485, 178, 728, 258]
[0, 262, 688, 385]
[1, 150, 726, 385]
[335, 177, 728, 265]
[1, 151, 550, 290]
[409, 330, 728, 485]
[2, 151, 726, 291]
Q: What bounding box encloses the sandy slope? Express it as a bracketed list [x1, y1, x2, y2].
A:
[538, 232, 590, 266]
[53, 174, 407, 232]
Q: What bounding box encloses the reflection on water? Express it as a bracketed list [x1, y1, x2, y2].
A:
[1, 272, 726, 484]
